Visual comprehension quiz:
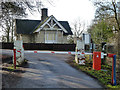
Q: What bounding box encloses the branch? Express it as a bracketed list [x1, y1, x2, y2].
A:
[112, 1, 120, 31]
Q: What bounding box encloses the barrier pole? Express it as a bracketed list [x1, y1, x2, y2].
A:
[13, 49, 16, 69]
[112, 55, 117, 86]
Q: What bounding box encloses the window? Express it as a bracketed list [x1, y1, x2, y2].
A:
[45, 32, 56, 43]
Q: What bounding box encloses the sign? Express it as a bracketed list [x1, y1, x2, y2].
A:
[76, 40, 84, 50]
[83, 34, 90, 45]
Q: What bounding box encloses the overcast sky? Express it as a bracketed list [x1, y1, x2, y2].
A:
[28, 0, 96, 31]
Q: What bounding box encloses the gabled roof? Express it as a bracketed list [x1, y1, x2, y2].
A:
[33, 15, 68, 33]
[16, 17, 73, 35]
[59, 21, 73, 35]
[16, 19, 41, 34]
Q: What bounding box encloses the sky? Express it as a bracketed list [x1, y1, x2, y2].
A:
[28, 0, 96, 31]
[0, 0, 96, 38]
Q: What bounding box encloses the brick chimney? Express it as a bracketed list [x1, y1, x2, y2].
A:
[41, 8, 48, 21]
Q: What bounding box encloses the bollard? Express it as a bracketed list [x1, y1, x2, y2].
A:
[13, 49, 16, 69]
[93, 52, 101, 70]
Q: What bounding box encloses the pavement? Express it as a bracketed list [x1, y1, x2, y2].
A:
[1, 49, 103, 88]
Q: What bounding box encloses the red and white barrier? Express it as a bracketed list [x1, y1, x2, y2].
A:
[25, 51, 75, 54]
[24, 50, 94, 55]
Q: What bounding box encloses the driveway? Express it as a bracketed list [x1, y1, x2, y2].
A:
[1, 50, 103, 88]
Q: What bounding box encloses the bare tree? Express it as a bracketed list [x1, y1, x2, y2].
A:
[0, 0, 54, 42]
[73, 19, 85, 37]
[72, 19, 86, 43]
[0, 2, 27, 42]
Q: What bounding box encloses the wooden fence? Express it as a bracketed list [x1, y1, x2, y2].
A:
[1, 42, 76, 51]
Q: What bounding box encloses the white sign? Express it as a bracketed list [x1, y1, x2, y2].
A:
[77, 40, 84, 50]
[83, 34, 90, 45]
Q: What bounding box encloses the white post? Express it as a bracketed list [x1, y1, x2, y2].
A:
[75, 39, 85, 64]
[13, 40, 24, 65]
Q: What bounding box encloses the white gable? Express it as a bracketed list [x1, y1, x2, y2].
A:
[33, 15, 68, 33]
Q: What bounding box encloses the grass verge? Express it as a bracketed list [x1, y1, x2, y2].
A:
[66, 55, 120, 88]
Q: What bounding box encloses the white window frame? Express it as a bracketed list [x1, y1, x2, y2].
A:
[45, 31, 57, 43]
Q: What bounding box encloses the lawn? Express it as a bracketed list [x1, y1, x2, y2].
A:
[67, 55, 120, 88]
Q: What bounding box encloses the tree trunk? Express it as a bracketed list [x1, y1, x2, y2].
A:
[117, 31, 120, 61]
[11, 19, 14, 42]
[6, 28, 10, 42]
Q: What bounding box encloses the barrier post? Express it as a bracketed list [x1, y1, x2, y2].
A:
[75, 40, 85, 64]
[13, 49, 16, 69]
[107, 53, 117, 86]
[112, 55, 117, 86]
[78, 49, 85, 65]
[14, 40, 24, 65]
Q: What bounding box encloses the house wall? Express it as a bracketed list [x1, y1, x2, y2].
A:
[57, 32, 68, 43]
[19, 30, 68, 43]
[21, 35, 34, 43]
[57, 31, 62, 43]
[35, 31, 45, 43]
[63, 35, 68, 43]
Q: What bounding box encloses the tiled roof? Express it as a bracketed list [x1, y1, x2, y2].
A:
[16, 19, 73, 35]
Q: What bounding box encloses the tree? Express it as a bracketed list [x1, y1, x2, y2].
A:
[72, 19, 86, 43]
[93, 1, 120, 31]
[0, 2, 27, 42]
[92, 0, 120, 49]
[90, 19, 114, 44]
[91, 0, 120, 82]
[0, 1, 54, 42]
[67, 35, 74, 44]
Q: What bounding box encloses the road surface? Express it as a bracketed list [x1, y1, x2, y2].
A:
[1, 50, 103, 88]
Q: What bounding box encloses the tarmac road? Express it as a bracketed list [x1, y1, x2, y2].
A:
[1, 50, 103, 88]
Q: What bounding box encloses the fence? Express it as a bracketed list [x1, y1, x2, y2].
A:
[1, 42, 76, 51]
